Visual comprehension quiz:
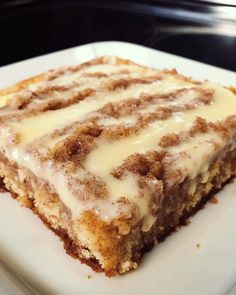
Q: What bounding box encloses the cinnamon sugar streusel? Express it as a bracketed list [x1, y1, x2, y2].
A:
[0, 56, 236, 276]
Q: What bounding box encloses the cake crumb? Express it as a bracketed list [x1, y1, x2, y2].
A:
[183, 219, 191, 226]
[0, 187, 6, 193]
[87, 275, 91, 279]
[210, 195, 218, 204]
[196, 243, 201, 248]
[0, 179, 6, 192]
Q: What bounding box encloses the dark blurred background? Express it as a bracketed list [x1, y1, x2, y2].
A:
[0, 0, 235, 70]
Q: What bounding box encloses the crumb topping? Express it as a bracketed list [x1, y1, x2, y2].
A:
[0, 55, 236, 231]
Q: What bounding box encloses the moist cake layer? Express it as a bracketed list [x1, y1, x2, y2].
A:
[0, 56, 236, 275]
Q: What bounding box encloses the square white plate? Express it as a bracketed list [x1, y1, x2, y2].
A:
[0, 41, 236, 295]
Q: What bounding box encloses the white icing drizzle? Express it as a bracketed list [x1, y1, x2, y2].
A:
[0, 57, 236, 232]
[8, 77, 194, 145]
